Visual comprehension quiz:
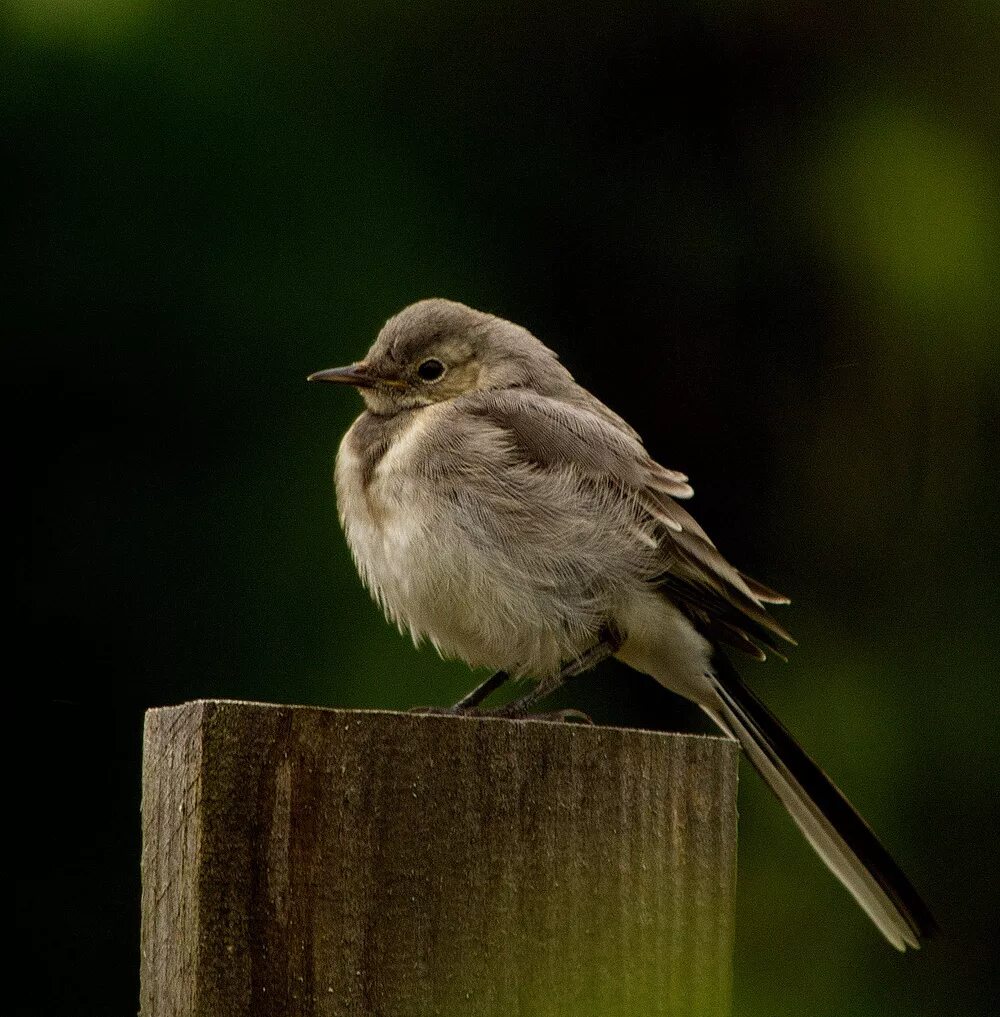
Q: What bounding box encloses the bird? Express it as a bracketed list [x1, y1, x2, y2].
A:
[308, 297, 936, 951]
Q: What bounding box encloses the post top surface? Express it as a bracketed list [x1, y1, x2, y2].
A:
[147, 698, 737, 752]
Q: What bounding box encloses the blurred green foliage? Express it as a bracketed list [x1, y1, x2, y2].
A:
[5, 2, 998, 1016]
[814, 102, 998, 369]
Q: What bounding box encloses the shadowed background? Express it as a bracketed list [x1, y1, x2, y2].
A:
[5, 2, 998, 1015]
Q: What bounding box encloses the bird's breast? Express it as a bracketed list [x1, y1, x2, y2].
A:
[333, 404, 588, 676]
[335, 408, 456, 639]
[336, 409, 431, 578]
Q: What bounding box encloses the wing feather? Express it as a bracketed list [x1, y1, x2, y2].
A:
[461, 388, 793, 658]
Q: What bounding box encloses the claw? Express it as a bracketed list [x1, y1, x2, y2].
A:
[409, 704, 594, 725]
[533, 708, 595, 725]
[484, 704, 594, 725]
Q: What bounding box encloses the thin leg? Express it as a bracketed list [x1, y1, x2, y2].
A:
[411, 625, 623, 720]
[409, 669, 512, 717]
[490, 625, 623, 718]
[452, 669, 511, 710]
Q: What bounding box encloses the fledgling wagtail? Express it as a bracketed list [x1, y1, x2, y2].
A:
[309, 298, 936, 950]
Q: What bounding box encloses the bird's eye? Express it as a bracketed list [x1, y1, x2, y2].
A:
[417, 358, 446, 382]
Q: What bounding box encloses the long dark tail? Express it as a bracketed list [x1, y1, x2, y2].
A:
[706, 652, 937, 950]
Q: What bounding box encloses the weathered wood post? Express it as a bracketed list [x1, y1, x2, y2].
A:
[141, 700, 738, 1017]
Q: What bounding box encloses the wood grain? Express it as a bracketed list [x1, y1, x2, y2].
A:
[141, 700, 739, 1017]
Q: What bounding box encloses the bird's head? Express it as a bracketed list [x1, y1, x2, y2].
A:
[308, 298, 571, 414]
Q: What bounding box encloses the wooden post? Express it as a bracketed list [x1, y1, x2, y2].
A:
[141, 700, 739, 1017]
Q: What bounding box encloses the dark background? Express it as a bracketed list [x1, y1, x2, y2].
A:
[6, 3, 998, 1015]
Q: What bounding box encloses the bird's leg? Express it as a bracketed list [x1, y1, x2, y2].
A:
[452, 669, 511, 710]
[411, 624, 623, 721]
[408, 669, 512, 717]
[489, 624, 624, 721]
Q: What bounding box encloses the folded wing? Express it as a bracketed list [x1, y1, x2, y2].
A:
[463, 388, 795, 659]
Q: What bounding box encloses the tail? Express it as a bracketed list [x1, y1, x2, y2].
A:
[706, 652, 937, 950]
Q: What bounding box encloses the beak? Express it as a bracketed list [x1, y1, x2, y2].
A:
[306, 363, 407, 389]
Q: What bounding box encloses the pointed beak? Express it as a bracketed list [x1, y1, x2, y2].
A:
[306, 363, 406, 389]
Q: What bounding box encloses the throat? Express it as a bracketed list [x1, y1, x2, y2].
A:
[345, 409, 421, 489]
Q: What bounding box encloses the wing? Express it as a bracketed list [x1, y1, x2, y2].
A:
[461, 388, 795, 660]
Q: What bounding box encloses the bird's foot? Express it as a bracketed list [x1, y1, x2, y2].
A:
[485, 704, 594, 725]
[533, 708, 594, 725]
[408, 703, 593, 725]
[408, 704, 472, 717]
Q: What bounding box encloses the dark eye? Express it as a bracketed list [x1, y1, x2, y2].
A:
[417, 358, 445, 382]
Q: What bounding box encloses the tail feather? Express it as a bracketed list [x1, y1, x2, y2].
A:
[707, 653, 937, 950]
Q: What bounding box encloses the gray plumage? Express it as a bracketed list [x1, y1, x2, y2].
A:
[311, 297, 935, 952]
